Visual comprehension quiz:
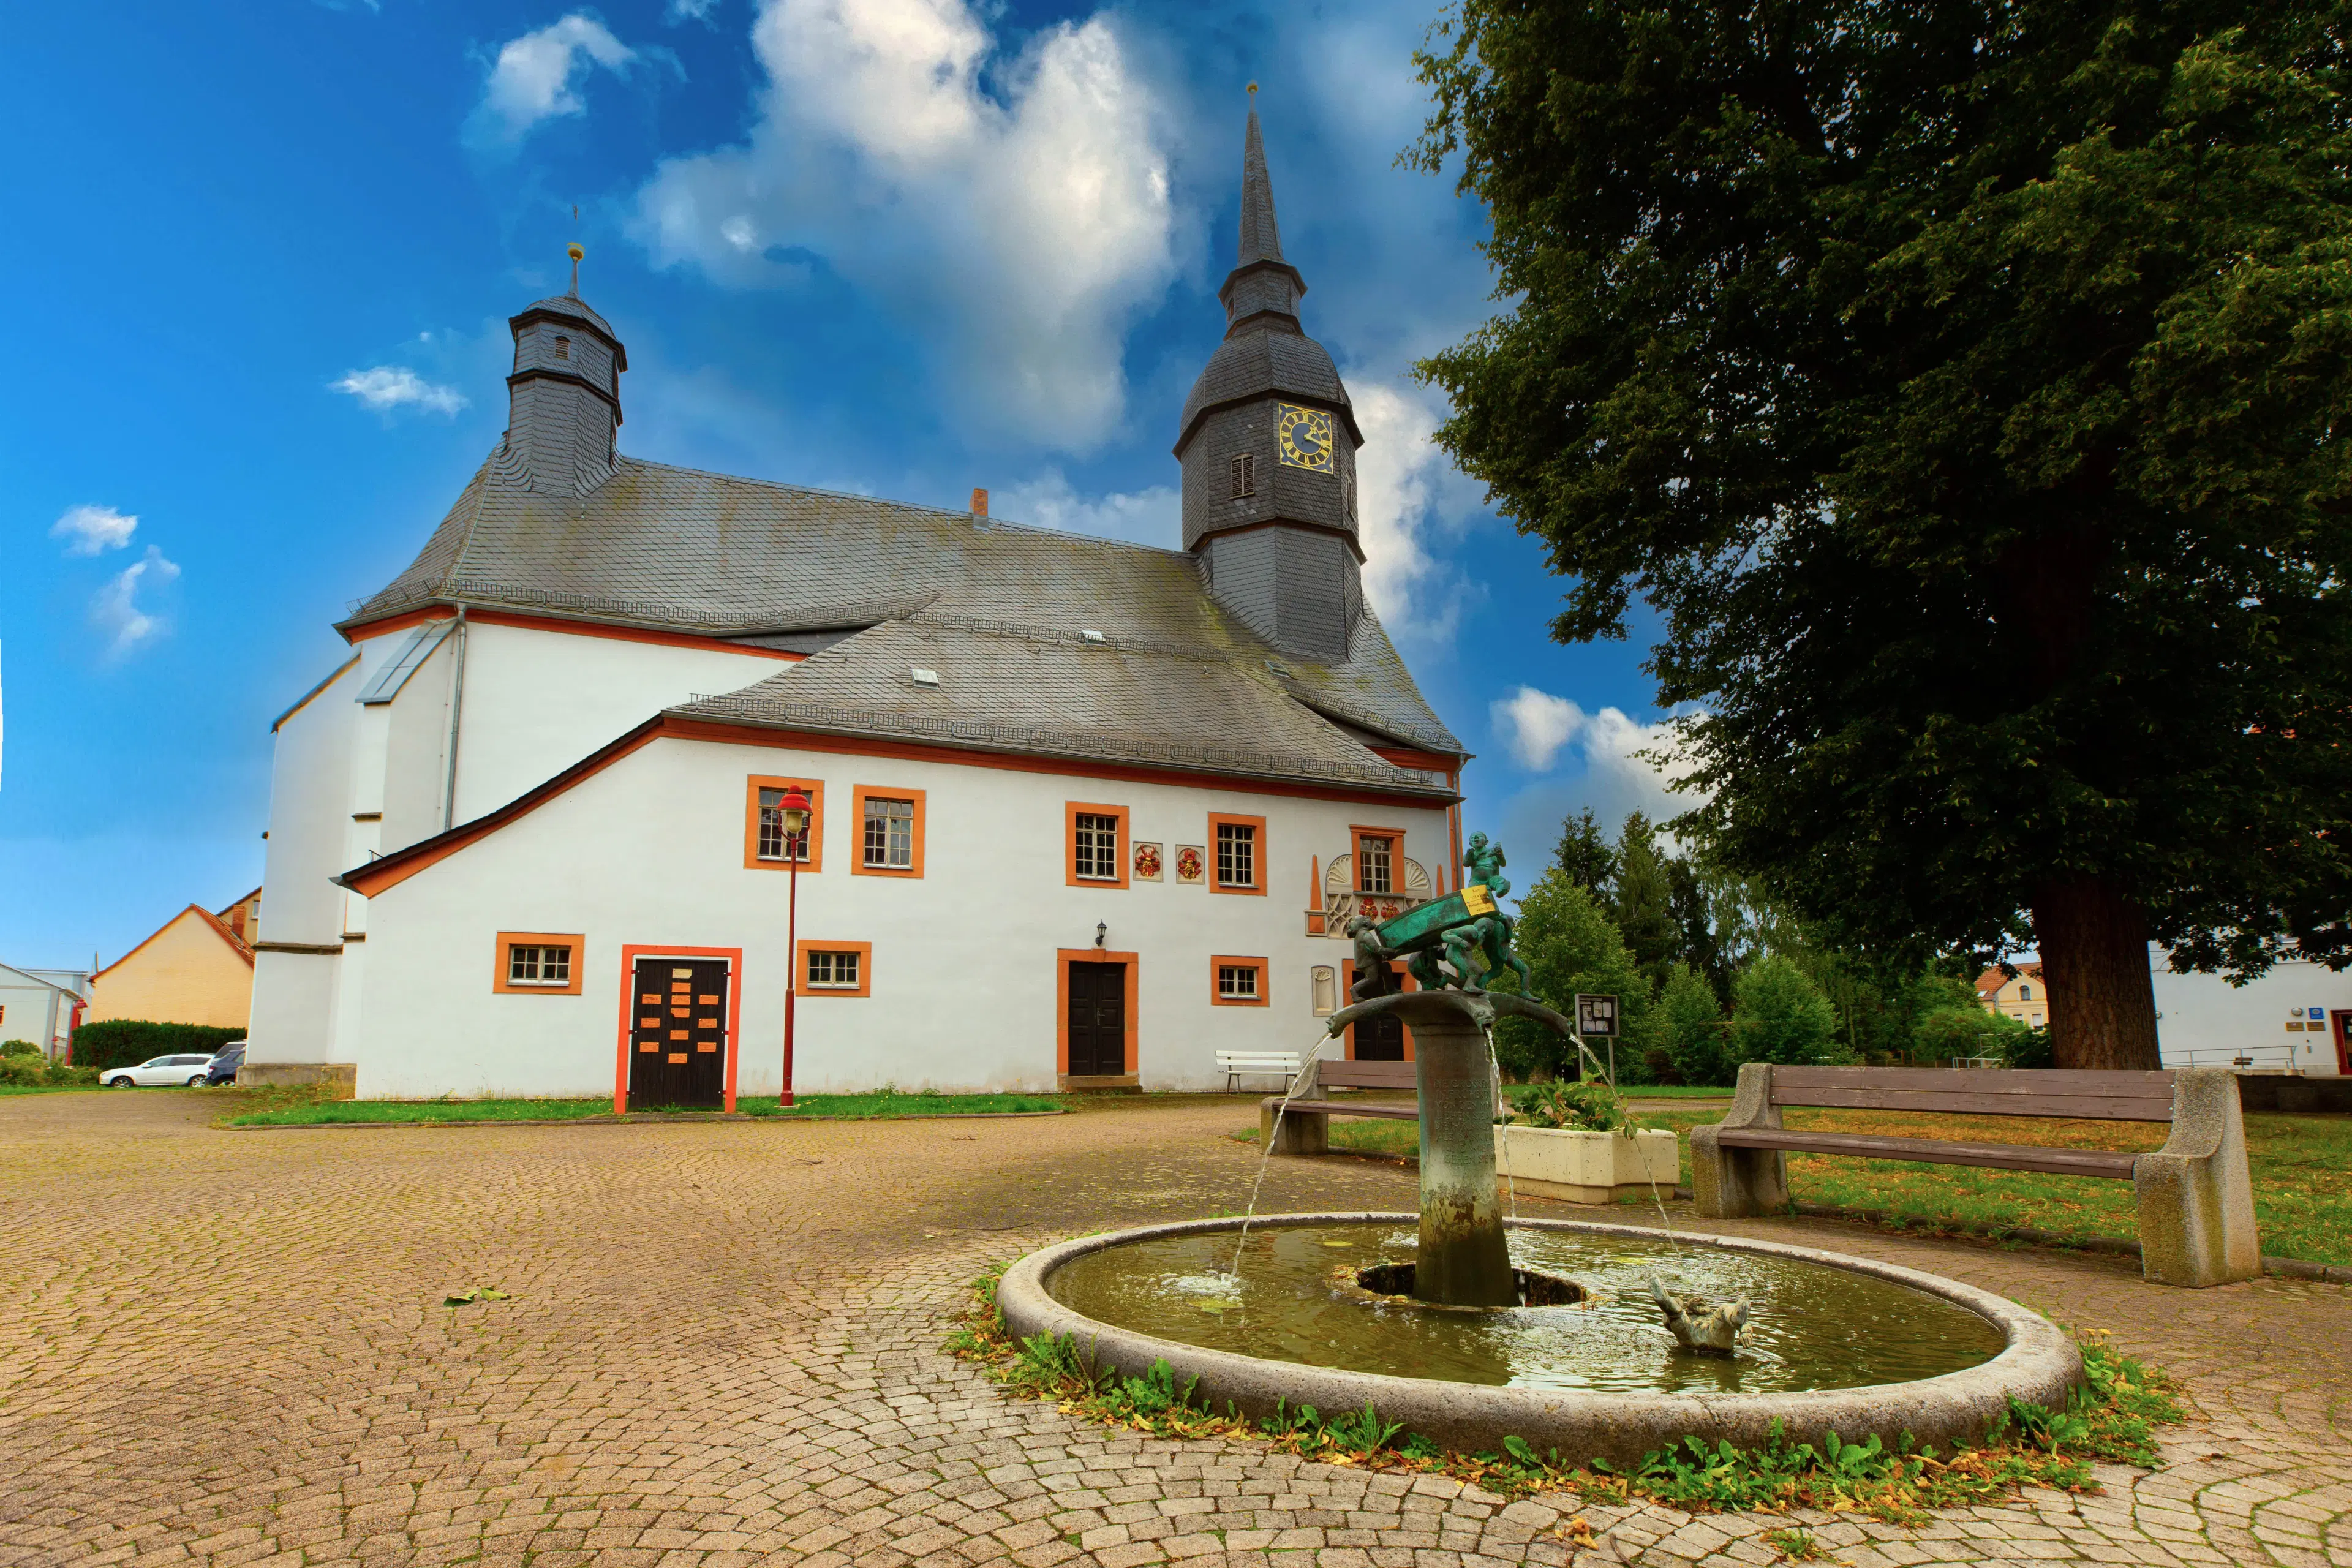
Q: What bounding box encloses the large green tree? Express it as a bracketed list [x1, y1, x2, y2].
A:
[1417, 1, 2352, 1068]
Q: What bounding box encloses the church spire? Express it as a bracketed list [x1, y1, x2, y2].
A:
[1237, 87, 1283, 267]
[1218, 89, 1306, 334]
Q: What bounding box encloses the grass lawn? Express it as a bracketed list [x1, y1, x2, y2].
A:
[1244, 1101, 2352, 1268]
[225, 1088, 1066, 1126]
[0, 1083, 107, 1096]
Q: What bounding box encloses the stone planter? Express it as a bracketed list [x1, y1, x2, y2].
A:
[1494, 1125, 1678, 1205]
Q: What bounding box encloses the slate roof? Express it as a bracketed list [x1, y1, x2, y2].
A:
[348, 453, 1464, 793]
[516, 292, 616, 338]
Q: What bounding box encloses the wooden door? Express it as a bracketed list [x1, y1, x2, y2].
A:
[1066, 962, 1126, 1076]
[1351, 962, 1407, 1061]
[628, 957, 729, 1109]
[2332, 1011, 2352, 1076]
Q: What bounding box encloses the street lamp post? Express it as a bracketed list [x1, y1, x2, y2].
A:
[777, 788, 810, 1109]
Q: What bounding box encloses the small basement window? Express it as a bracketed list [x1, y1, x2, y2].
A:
[807, 949, 860, 989]
[1230, 452, 1256, 498]
[508, 944, 571, 986]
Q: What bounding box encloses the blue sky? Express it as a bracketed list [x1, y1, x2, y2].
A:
[1, 0, 1679, 970]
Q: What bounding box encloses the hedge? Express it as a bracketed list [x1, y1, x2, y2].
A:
[69, 1020, 245, 1073]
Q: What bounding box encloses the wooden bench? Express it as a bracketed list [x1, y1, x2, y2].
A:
[1259, 1058, 1422, 1155]
[1692, 1063, 2261, 1287]
[1215, 1051, 1303, 1093]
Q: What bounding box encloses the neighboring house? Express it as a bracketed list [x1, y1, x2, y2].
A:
[2149, 946, 2350, 1076]
[219, 888, 262, 948]
[86, 905, 255, 1030]
[246, 108, 1471, 1105]
[0, 964, 87, 1058]
[1977, 965, 2048, 1030]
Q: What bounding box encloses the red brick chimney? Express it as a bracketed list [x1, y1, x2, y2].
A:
[970, 488, 989, 517]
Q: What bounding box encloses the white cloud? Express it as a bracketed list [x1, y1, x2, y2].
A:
[993, 470, 1178, 549]
[1349, 378, 1484, 643]
[331, 366, 469, 416]
[1491, 685, 1581, 771]
[51, 505, 137, 557]
[91, 546, 179, 657]
[633, 0, 1177, 450]
[472, 13, 639, 143]
[667, 0, 718, 20]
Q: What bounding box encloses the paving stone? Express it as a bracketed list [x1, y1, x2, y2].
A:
[0, 1093, 2344, 1568]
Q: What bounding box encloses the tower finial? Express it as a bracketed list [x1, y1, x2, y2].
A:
[1247, 80, 1258, 98]
[567, 242, 584, 298]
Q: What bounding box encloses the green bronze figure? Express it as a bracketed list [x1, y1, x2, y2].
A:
[1349, 832, 1531, 1000]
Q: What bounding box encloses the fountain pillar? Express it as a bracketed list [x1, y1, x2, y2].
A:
[1407, 999, 1515, 1306]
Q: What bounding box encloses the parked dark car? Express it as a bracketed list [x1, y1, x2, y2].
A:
[205, 1041, 246, 1086]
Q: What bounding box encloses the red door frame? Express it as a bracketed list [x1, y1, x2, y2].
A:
[614, 944, 745, 1113]
[2331, 1011, 2352, 1076]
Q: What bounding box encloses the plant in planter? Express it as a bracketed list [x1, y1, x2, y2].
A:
[1499, 1082, 1678, 1204]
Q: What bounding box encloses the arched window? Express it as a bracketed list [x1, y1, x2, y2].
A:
[553, 334, 571, 361]
[2018, 983, 2032, 1001]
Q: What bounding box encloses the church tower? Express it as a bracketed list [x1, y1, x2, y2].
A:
[499, 244, 628, 496]
[1175, 100, 1365, 664]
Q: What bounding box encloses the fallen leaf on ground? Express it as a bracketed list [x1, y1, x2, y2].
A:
[443, 1286, 511, 1306]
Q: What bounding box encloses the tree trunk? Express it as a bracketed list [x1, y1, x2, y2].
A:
[2030, 878, 2162, 1070]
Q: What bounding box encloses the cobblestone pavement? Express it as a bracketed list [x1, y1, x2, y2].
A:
[0, 1091, 2344, 1567]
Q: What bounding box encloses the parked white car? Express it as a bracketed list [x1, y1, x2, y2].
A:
[102, 1054, 217, 1088]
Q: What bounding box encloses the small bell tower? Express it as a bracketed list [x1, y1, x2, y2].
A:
[501, 244, 627, 496]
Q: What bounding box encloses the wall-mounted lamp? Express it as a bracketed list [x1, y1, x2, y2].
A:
[1095, 921, 1107, 949]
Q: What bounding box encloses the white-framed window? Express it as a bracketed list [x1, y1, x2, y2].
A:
[806, 949, 861, 989]
[2031, 1013, 2043, 1028]
[1216, 821, 1256, 888]
[1358, 835, 1393, 894]
[1218, 963, 1261, 1001]
[1230, 452, 1257, 498]
[758, 786, 810, 862]
[507, 944, 572, 987]
[1074, 812, 1121, 881]
[862, 797, 914, 869]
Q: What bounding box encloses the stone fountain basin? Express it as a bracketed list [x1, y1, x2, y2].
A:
[995, 1213, 2083, 1468]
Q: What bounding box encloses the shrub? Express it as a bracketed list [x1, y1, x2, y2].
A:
[69, 1020, 244, 1073]
[1913, 1006, 2034, 1066]
[1730, 956, 1842, 1067]
[1514, 1080, 1633, 1135]
[0, 1056, 48, 1086]
[47, 1064, 100, 1086]
[1, 1039, 41, 1058]
[1651, 963, 1730, 1085]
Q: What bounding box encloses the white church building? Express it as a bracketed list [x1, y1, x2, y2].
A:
[246, 111, 1469, 1106]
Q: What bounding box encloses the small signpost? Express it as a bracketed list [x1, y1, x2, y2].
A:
[1573, 993, 1621, 1087]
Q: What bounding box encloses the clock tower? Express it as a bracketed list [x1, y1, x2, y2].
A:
[1175, 99, 1365, 664]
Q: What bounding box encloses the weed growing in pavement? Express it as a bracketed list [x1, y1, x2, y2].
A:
[945, 1268, 2182, 1525]
[1763, 1525, 1827, 1560]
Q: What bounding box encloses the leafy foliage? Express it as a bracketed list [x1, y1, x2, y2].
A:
[70, 1020, 243, 1074]
[1731, 957, 1844, 1066]
[1414, 0, 2352, 1067]
[1653, 963, 1732, 1085]
[1513, 1079, 1634, 1134]
[948, 1264, 2182, 1523]
[1915, 1005, 2037, 1065]
[1492, 867, 1654, 1080]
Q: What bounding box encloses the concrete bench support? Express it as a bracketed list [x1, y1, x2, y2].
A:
[1690, 1064, 1789, 1218]
[2133, 1067, 2261, 1287]
[1259, 1097, 1329, 1155]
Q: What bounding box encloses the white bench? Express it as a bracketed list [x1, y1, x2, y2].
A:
[1216, 1051, 1302, 1093]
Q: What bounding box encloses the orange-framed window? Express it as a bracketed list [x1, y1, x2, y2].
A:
[1211, 956, 1268, 1007]
[493, 931, 584, 995]
[1066, 802, 1130, 888]
[853, 786, 925, 878]
[794, 940, 873, 998]
[1351, 825, 1404, 894]
[1208, 812, 1267, 895]
[745, 777, 824, 872]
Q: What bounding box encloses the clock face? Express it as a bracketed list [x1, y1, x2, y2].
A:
[1276, 403, 1335, 472]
